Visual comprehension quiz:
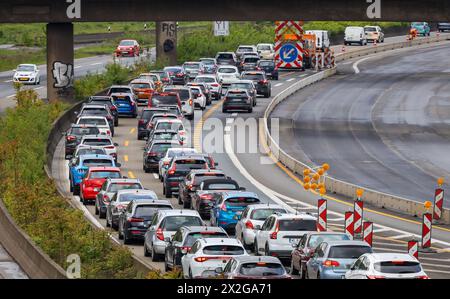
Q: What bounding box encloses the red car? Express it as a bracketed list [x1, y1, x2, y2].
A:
[80, 167, 122, 204]
[115, 39, 140, 57]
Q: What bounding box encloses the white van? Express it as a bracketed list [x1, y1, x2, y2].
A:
[344, 26, 367, 46]
[305, 30, 330, 49]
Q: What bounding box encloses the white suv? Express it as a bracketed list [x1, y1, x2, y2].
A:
[235, 204, 288, 249]
[78, 135, 118, 162]
[158, 148, 198, 181]
[181, 238, 248, 278]
[194, 75, 221, 100]
[254, 213, 317, 260]
[76, 116, 112, 136]
[216, 66, 240, 83]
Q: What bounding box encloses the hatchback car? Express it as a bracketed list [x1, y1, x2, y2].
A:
[76, 116, 111, 136]
[216, 66, 240, 83]
[107, 85, 134, 96]
[239, 55, 260, 72]
[215, 52, 238, 66]
[64, 124, 100, 159]
[241, 71, 271, 98]
[144, 209, 205, 262]
[79, 166, 122, 204]
[194, 75, 221, 100]
[256, 43, 275, 60]
[187, 82, 212, 105]
[137, 107, 170, 140]
[129, 79, 155, 106]
[163, 86, 194, 120]
[410, 22, 431, 36]
[138, 73, 162, 90]
[183, 61, 204, 80]
[189, 86, 207, 110]
[148, 92, 182, 109]
[364, 25, 385, 43]
[115, 39, 140, 57]
[222, 89, 253, 113]
[78, 104, 115, 133]
[110, 93, 138, 118]
[236, 45, 258, 60]
[257, 60, 279, 80]
[149, 70, 172, 85]
[229, 80, 257, 107]
[87, 96, 119, 126]
[78, 135, 118, 162]
[220, 256, 291, 279]
[13, 64, 40, 85]
[164, 66, 188, 85]
[199, 58, 218, 74]
[158, 147, 198, 181]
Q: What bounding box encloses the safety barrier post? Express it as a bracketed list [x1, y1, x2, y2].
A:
[433, 178, 445, 223]
[344, 211, 354, 239]
[353, 189, 364, 239]
[421, 212, 433, 251]
[317, 198, 327, 232]
[363, 221, 373, 247]
[408, 239, 419, 259]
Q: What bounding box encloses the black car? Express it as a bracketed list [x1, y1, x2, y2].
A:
[190, 178, 244, 219]
[241, 71, 272, 98]
[438, 22, 450, 32]
[64, 124, 100, 159]
[118, 199, 173, 244]
[164, 66, 188, 85]
[88, 96, 119, 126]
[143, 140, 179, 173]
[229, 81, 257, 107]
[178, 169, 227, 208]
[163, 155, 209, 198]
[137, 108, 170, 140]
[164, 226, 228, 271]
[257, 60, 279, 80]
[222, 89, 253, 113]
[150, 70, 173, 85]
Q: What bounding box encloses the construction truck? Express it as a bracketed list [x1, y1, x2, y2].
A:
[302, 33, 317, 69]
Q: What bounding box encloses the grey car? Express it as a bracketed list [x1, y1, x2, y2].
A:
[229, 80, 257, 107]
[219, 256, 291, 279]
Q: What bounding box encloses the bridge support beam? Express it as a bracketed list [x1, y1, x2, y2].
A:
[46, 23, 75, 103]
[156, 21, 177, 65]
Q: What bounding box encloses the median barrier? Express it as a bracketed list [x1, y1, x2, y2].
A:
[263, 34, 450, 224]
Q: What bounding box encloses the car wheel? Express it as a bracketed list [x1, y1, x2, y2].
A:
[118, 224, 124, 240]
[189, 268, 193, 279]
[144, 242, 150, 257]
[300, 264, 306, 279]
[317, 271, 321, 279]
[178, 195, 183, 205]
[165, 188, 172, 198]
[305, 267, 310, 279]
[99, 208, 106, 219]
[265, 244, 270, 256]
[187, 114, 194, 121]
[74, 185, 80, 196]
[222, 108, 227, 113]
[290, 260, 299, 275]
[254, 239, 259, 255]
[123, 230, 130, 245]
[164, 259, 170, 272]
[248, 107, 253, 113]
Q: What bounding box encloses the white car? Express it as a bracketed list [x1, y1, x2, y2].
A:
[144, 209, 205, 262]
[235, 204, 288, 249]
[236, 45, 258, 60]
[216, 66, 240, 83]
[194, 75, 221, 100]
[163, 86, 195, 121]
[76, 116, 112, 136]
[153, 119, 186, 139]
[13, 64, 40, 85]
[181, 238, 248, 279]
[158, 147, 198, 181]
[364, 26, 385, 43]
[305, 30, 331, 49]
[344, 26, 367, 46]
[189, 86, 206, 110]
[78, 135, 118, 161]
[254, 213, 317, 259]
[256, 43, 275, 60]
[345, 253, 428, 279]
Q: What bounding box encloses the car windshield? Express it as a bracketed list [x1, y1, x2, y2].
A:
[307, 234, 351, 248]
[151, 95, 179, 106]
[109, 183, 142, 192]
[250, 208, 287, 221]
[174, 159, 206, 170]
[135, 205, 172, 218]
[364, 27, 377, 32]
[156, 122, 183, 131]
[90, 171, 121, 179]
[168, 149, 196, 158]
[131, 83, 151, 89]
[278, 219, 317, 231]
[17, 65, 35, 72]
[225, 197, 260, 207]
[118, 194, 157, 202]
[203, 245, 244, 255]
[83, 159, 113, 167]
[218, 68, 236, 74]
[328, 245, 372, 259]
[82, 139, 111, 146]
[78, 118, 107, 126]
[161, 216, 203, 231]
[76, 148, 106, 156]
[195, 77, 215, 83]
[70, 127, 100, 136]
[120, 41, 134, 46]
[242, 74, 264, 81]
[184, 232, 228, 246]
[373, 261, 422, 274]
[230, 83, 252, 90]
[151, 143, 174, 154]
[239, 263, 285, 276]
[204, 183, 238, 190]
[257, 45, 272, 51]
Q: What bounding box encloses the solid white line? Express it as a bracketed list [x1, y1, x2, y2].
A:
[7, 94, 14, 98]
[224, 126, 231, 133]
[152, 173, 159, 180]
[373, 228, 392, 233]
[34, 87, 44, 90]
[353, 56, 373, 74]
[274, 83, 284, 87]
[390, 234, 413, 240]
[298, 74, 309, 77]
[74, 66, 82, 69]
[231, 113, 238, 117]
[372, 241, 406, 247]
[286, 78, 295, 82]
[421, 263, 450, 269]
[4, 80, 12, 83]
[423, 268, 450, 274]
[372, 247, 405, 253]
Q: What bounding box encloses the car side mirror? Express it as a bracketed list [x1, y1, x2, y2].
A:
[116, 162, 122, 167]
[214, 267, 223, 274]
[114, 143, 119, 146]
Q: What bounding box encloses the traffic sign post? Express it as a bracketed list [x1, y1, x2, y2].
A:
[274, 21, 304, 69]
[317, 198, 327, 232]
[363, 221, 373, 247]
[344, 211, 354, 239]
[433, 178, 445, 222]
[214, 21, 229, 36]
[408, 239, 419, 259]
[353, 200, 364, 238]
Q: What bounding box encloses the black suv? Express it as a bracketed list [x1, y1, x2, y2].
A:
[241, 71, 271, 98]
[222, 89, 253, 113]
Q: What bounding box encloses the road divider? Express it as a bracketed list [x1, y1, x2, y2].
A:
[261, 33, 450, 225]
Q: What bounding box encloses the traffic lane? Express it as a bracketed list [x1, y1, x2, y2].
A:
[0, 245, 28, 279]
[272, 42, 450, 207]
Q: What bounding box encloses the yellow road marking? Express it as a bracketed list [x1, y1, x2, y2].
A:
[127, 171, 136, 179]
[124, 155, 129, 162]
[129, 128, 136, 134]
[124, 140, 130, 147]
[193, 100, 224, 152]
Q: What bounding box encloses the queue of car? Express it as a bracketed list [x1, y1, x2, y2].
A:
[60, 43, 428, 280]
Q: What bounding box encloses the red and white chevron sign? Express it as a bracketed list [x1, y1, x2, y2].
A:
[433, 188, 444, 220]
[422, 213, 432, 248]
[408, 240, 419, 259]
[344, 211, 354, 239]
[353, 200, 364, 234]
[274, 21, 304, 69]
[363, 221, 373, 247]
[317, 199, 327, 231]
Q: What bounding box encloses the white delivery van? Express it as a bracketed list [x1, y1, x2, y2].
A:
[305, 30, 330, 49]
[344, 26, 367, 46]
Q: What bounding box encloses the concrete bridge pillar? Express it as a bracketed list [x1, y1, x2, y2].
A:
[46, 23, 75, 103]
[156, 21, 177, 65]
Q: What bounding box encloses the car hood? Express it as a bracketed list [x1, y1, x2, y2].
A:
[15, 71, 35, 76]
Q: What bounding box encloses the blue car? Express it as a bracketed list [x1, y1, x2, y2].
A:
[111, 93, 138, 118]
[411, 22, 431, 36]
[210, 191, 260, 233]
[69, 154, 119, 195]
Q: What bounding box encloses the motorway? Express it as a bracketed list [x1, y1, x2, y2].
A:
[271, 41, 450, 208]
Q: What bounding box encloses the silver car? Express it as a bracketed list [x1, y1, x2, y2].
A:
[194, 75, 221, 100]
[106, 189, 157, 230]
[158, 147, 198, 181]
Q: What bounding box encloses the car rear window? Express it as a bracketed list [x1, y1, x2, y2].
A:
[154, 132, 177, 141]
[230, 83, 252, 90]
[307, 234, 351, 248]
[184, 232, 228, 247]
[328, 245, 372, 259]
[218, 68, 236, 73]
[204, 183, 238, 190]
[82, 139, 111, 146]
[139, 74, 159, 82]
[238, 47, 254, 52]
[242, 74, 264, 81]
[364, 27, 377, 32]
[109, 183, 142, 192]
[167, 89, 190, 101]
[165, 67, 181, 73]
[83, 159, 113, 167]
[131, 83, 151, 89]
[203, 245, 244, 255]
[119, 194, 158, 202]
[184, 63, 200, 70]
[227, 92, 248, 98]
[250, 208, 287, 221]
[196, 77, 215, 83]
[151, 95, 179, 106]
[76, 148, 106, 156]
[259, 61, 274, 67]
[135, 205, 173, 218]
[78, 118, 107, 126]
[151, 143, 174, 154]
[156, 122, 183, 131]
[194, 173, 225, 183]
[113, 96, 132, 104]
[175, 159, 207, 169]
[142, 110, 164, 120]
[110, 88, 131, 94]
[239, 263, 285, 276]
[373, 261, 422, 274]
[278, 219, 317, 231]
[244, 57, 259, 63]
[217, 53, 233, 60]
[70, 127, 100, 136]
[225, 197, 260, 207]
[257, 45, 271, 51]
[168, 149, 196, 158]
[161, 216, 203, 231]
[90, 171, 121, 179]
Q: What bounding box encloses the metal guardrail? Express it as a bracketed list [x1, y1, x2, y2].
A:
[262, 34, 450, 224]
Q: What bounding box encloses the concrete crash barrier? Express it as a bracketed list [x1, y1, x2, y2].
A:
[0, 199, 67, 279]
[263, 34, 450, 224]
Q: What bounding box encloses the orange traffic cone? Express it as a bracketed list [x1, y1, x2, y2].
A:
[342, 45, 346, 52]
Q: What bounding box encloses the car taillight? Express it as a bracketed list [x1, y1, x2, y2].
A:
[128, 217, 144, 223]
[181, 246, 191, 254]
[259, 80, 268, 85]
[106, 130, 111, 136]
[200, 194, 213, 200]
[189, 99, 193, 106]
[156, 228, 164, 241]
[116, 204, 126, 211]
[138, 119, 145, 125]
[416, 275, 429, 279]
[270, 231, 278, 239]
[168, 165, 176, 175]
[163, 78, 169, 82]
[104, 145, 115, 149]
[102, 195, 110, 202]
[163, 161, 170, 166]
[66, 135, 76, 142]
[187, 184, 193, 190]
[366, 275, 385, 279]
[147, 152, 157, 157]
[211, 83, 219, 87]
[220, 203, 227, 212]
[110, 105, 117, 111]
[130, 101, 135, 106]
[322, 260, 340, 267]
[245, 221, 254, 229]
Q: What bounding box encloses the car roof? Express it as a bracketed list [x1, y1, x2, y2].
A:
[116, 189, 156, 196]
[80, 154, 113, 160]
[168, 147, 196, 152]
[325, 240, 371, 247]
[181, 226, 226, 234]
[270, 213, 316, 221]
[110, 85, 131, 88]
[151, 140, 181, 145]
[155, 118, 182, 124]
[231, 80, 253, 84]
[191, 169, 224, 175]
[199, 238, 242, 246]
[82, 104, 107, 109]
[132, 199, 172, 207]
[81, 135, 112, 140]
[174, 154, 206, 161]
[222, 191, 259, 198]
[153, 129, 178, 134]
[158, 209, 201, 216]
[238, 45, 256, 48]
[78, 115, 108, 119]
[231, 256, 282, 264]
[246, 203, 286, 210]
[130, 79, 152, 83]
[107, 178, 141, 183]
[364, 253, 418, 262]
[70, 124, 97, 128]
[88, 166, 120, 172]
[196, 74, 216, 78]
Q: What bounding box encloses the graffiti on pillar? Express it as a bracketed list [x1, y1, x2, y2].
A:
[52, 62, 74, 89]
[366, 0, 381, 19]
[162, 23, 176, 38]
[66, 0, 81, 19]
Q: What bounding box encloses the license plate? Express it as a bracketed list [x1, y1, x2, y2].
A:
[341, 275, 345, 279]
[19, 78, 28, 81]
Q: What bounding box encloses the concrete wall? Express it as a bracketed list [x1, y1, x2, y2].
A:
[262, 34, 450, 224]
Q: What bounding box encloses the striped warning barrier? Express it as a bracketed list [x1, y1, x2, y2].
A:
[421, 213, 432, 249]
[274, 21, 304, 69]
[317, 199, 327, 231]
[408, 240, 419, 259]
[344, 211, 354, 239]
[433, 188, 444, 221]
[363, 221, 373, 246]
[353, 200, 364, 235]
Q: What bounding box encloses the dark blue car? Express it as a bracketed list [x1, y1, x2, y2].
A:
[111, 93, 138, 118]
[257, 60, 279, 80]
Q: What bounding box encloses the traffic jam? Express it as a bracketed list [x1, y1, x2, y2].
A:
[61, 33, 433, 279]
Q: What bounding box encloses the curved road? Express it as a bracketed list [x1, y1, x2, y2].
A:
[272, 41, 450, 208]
